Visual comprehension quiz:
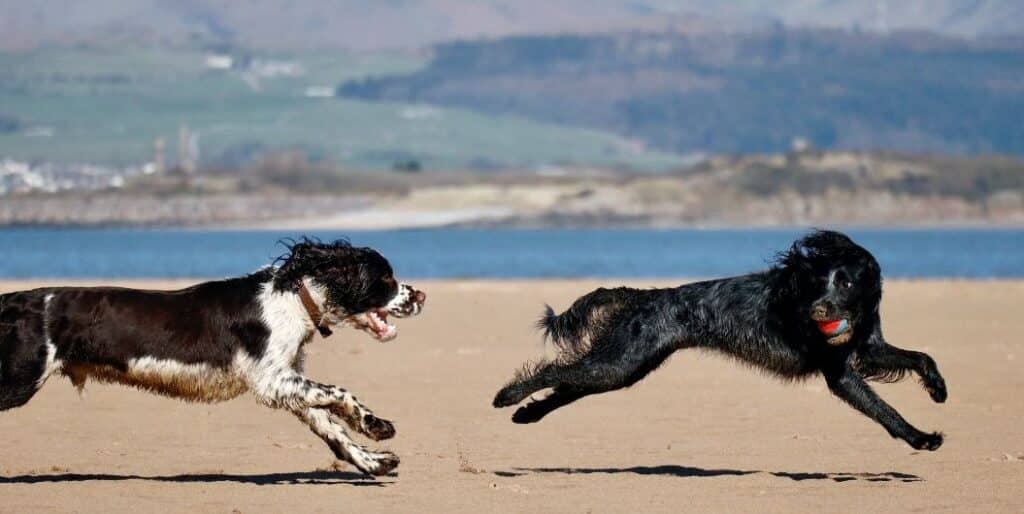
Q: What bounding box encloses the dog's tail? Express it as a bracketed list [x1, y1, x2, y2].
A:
[537, 303, 593, 355]
[536, 304, 568, 342]
[536, 288, 627, 360]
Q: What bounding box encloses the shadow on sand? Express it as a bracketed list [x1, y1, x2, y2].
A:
[494, 465, 922, 483]
[0, 469, 388, 487]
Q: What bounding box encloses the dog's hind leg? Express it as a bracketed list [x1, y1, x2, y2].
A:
[502, 360, 649, 423]
[0, 384, 41, 411]
[509, 385, 588, 423]
[0, 300, 58, 411]
[2, 348, 65, 410]
[497, 342, 679, 423]
[294, 407, 399, 476]
[493, 360, 565, 408]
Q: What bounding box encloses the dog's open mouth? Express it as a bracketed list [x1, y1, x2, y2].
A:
[816, 318, 852, 345]
[348, 309, 398, 342]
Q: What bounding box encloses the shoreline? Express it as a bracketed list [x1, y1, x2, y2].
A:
[3, 278, 1022, 289]
[3, 219, 1024, 231]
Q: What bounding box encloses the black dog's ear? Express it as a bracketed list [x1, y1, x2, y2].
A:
[772, 241, 811, 302]
[861, 252, 884, 312]
[775, 239, 812, 274]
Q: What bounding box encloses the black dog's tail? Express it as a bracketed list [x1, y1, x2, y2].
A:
[536, 288, 630, 361]
[537, 304, 573, 344]
[537, 303, 595, 361]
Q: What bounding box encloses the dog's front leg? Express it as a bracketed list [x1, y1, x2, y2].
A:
[250, 370, 396, 441]
[824, 365, 943, 451]
[294, 407, 399, 476]
[856, 341, 947, 403]
[326, 396, 396, 442]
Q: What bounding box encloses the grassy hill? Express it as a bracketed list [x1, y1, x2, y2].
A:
[0, 47, 684, 170]
[339, 29, 1024, 157]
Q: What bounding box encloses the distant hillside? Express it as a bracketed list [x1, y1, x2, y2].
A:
[1, 1, 1022, 51]
[339, 29, 1024, 156]
[0, 48, 683, 170]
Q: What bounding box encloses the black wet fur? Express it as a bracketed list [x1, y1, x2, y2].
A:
[494, 230, 947, 451]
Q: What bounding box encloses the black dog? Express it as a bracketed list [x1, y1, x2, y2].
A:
[494, 230, 947, 451]
[0, 238, 425, 475]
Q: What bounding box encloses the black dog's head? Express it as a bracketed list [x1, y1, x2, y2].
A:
[274, 238, 425, 341]
[777, 230, 881, 345]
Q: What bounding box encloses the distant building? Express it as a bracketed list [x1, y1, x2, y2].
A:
[177, 125, 199, 175]
[0, 159, 138, 195]
[248, 59, 303, 78]
[205, 54, 234, 70]
[153, 137, 166, 174]
[791, 137, 811, 154]
[304, 86, 335, 98]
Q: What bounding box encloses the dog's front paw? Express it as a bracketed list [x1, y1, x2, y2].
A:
[925, 377, 948, 403]
[356, 451, 400, 476]
[909, 432, 944, 451]
[361, 414, 396, 441]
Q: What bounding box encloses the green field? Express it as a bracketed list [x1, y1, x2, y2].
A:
[0, 48, 684, 170]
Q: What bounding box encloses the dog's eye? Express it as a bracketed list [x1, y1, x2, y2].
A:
[840, 280, 853, 289]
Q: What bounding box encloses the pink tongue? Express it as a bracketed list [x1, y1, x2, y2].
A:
[370, 311, 387, 331]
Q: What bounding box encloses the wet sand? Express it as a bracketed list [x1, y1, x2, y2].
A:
[0, 279, 1021, 513]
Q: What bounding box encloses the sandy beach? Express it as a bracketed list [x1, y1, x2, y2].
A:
[0, 279, 1021, 513]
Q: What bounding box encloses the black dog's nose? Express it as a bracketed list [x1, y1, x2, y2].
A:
[414, 290, 426, 304]
[810, 301, 834, 319]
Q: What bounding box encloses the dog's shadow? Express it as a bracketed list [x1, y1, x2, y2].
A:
[0, 470, 388, 487]
[494, 465, 923, 483]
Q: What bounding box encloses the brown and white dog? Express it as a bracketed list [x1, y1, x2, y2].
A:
[0, 238, 425, 476]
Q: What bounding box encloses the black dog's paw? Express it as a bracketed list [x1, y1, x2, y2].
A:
[511, 403, 546, 424]
[925, 377, 948, 403]
[362, 415, 396, 441]
[493, 386, 523, 408]
[910, 432, 944, 451]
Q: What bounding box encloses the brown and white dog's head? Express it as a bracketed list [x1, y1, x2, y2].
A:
[275, 238, 425, 341]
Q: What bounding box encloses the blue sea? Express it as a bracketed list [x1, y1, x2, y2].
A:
[0, 228, 1020, 279]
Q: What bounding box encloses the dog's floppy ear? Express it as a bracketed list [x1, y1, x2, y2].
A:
[774, 240, 812, 301]
[776, 229, 853, 273]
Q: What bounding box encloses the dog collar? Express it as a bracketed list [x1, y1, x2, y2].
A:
[297, 283, 333, 338]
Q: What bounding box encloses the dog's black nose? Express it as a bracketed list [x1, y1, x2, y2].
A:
[810, 300, 837, 319]
[414, 290, 426, 304]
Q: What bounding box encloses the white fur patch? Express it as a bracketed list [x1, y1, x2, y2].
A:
[387, 283, 423, 317]
[37, 293, 63, 387]
[239, 280, 318, 406]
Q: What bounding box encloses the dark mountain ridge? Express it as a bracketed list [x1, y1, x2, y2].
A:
[339, 28, 1024, 156]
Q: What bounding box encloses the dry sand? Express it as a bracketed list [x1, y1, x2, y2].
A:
[0, 279, 1021, 513]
